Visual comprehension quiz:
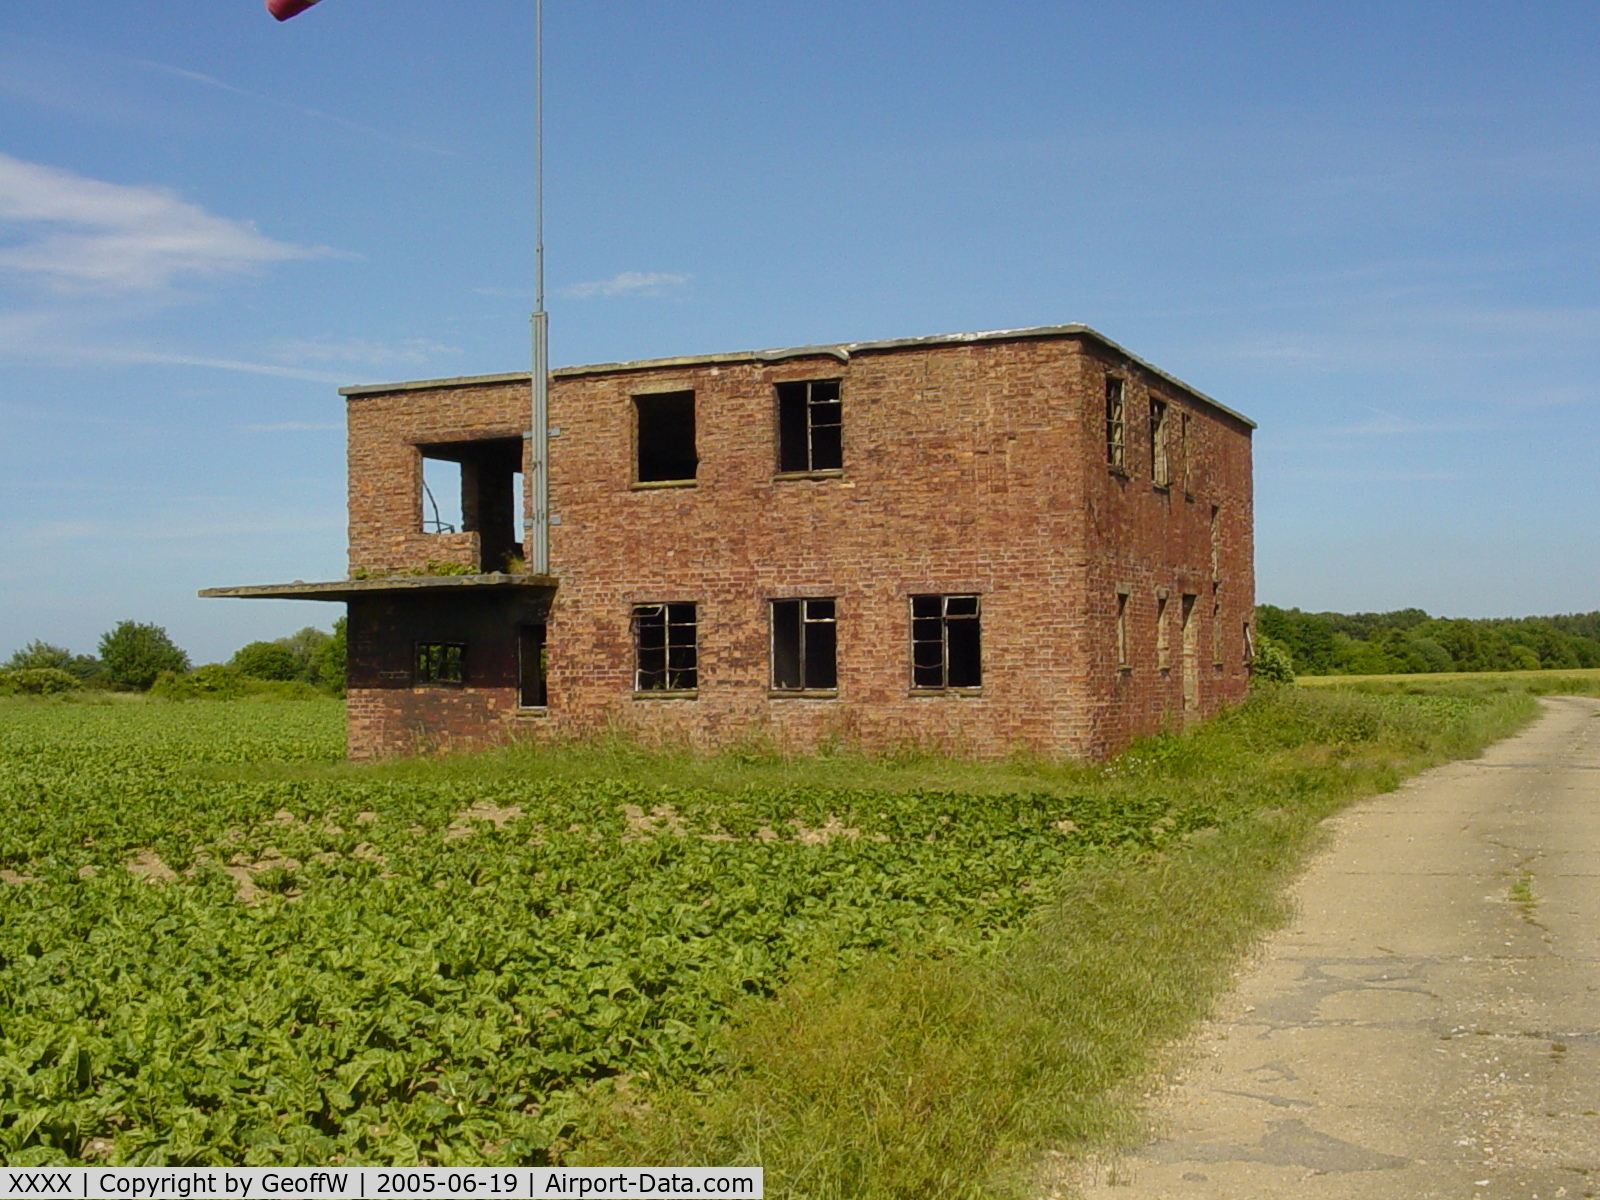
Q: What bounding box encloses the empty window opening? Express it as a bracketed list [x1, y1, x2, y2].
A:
[1116, 590, 1131, 668]
[415, 642, 465, 687]
[1180, 594, 1199, 715]
[1105, 377, 1126, 468]
[911, 594, 982, 689]
[421, 457, 462, 534]
[1212, 587, 1224, 666]
[1178, 411, 1191, 492]
[518, 623, 547, 708]
[1243, 621, 1255, 667]
[776, 380, 843, 473]
[771, 598, 838, 690]
[634, 602, 698, 691]
[1150, 398, 1170, 486]
[635, 391, 698, 483]
[418, 437, 524, 571]
[1210, 504, 1221, 578]
[1156, 592, 1171, 671]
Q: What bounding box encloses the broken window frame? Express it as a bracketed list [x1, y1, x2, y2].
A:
[1150, 397, 1170, 487]
[1178, 410, 1191, 494]
[633, 391, 699, 485]
[1105, 377, 1126, 469]
[909, 594, 982, 690]
[414, 642, 465, 687]
[633, 602, 699, 692]
[770, 597, 839, 692]
[518, 623, 548, 708]
[775, 379, 843, 475]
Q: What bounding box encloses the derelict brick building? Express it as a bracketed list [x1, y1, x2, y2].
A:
[205, 324, 1255, 760]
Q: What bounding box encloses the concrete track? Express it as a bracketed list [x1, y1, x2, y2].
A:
[1067, 695, 1600, 1200]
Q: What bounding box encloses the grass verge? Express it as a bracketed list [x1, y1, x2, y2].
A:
[1296, 666, 1600, 692]
[568, 683, 1542, 1196]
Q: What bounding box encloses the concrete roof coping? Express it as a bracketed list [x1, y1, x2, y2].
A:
[200, 573, 558, 602]
[337, 323, 1255, 429]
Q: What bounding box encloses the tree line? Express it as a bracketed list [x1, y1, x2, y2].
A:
[1257, 605, 1600, 676]
[0, 619, 346, 697]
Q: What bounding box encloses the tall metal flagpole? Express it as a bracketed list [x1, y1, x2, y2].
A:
[529, 0, 550, 575]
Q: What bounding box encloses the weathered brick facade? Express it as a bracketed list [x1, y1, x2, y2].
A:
[212, 325, 1254, 760]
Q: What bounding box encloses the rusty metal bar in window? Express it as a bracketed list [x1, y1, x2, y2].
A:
[910, 594, 981, 689]
[633, 602, 698, 690]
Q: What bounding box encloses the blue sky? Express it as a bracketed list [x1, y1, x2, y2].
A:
[2, 0, 1597, 664]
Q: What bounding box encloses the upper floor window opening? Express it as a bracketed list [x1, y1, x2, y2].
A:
[776, 379, 842, 474]
[1150, 397, 1170, 487]
[1105, 376, 1126, 469]
[634, 391, 698, 484]
[1178, 411, 1191, 494]
[417, 436, 524, 572]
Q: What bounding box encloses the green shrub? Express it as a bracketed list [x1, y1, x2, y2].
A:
[229, 641, 302, 681]
[150, 664, 248, 701]
[5, 640, 103, 684]
[98, 621, 190, 690]
[1252, 634, 1296, 684]
[7, 668, 83, 695]
[276, 626, 333, 682]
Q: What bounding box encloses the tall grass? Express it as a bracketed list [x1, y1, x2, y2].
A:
[568, 683, 1539, 1196]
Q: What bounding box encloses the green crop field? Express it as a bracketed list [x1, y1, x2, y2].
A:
[0, 684, 1551, 1187]
[0, 697, 1234, 1167]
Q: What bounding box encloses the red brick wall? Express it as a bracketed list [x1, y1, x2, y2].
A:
[1072, 348, 1255, 757]
[341, 332, 1253, 760]
[347, 385, 524, 575]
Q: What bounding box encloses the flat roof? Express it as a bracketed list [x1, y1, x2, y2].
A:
[200, 573, 557, 602]
[338, 324, 1255, 429]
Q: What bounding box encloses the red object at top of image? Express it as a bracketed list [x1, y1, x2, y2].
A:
[267, 0, 324, 21]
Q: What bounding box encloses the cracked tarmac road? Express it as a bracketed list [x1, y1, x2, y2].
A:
[1061, 695, 1600, 1200]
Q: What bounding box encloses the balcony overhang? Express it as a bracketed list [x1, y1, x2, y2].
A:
[199, 572, 557, 602]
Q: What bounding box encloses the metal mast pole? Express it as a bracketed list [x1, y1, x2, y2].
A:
[528, 0, 550, 575]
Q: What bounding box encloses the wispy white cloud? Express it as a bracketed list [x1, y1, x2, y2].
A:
[562, 271, 691, 299]
[242, 421, 343, 433]
[270, 336, 460, 368]
[103, 350, 348, 384]
[132, 58, 459, 157]
[0, 152, 329, 294]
